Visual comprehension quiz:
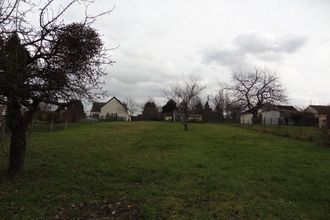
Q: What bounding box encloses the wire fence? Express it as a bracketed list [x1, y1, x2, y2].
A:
[0, 119, 88, 159]
[240, 123, 330, 145]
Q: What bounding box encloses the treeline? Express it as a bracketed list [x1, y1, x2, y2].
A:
[34, 99, 85, 123]
[134, 93, 242, 123]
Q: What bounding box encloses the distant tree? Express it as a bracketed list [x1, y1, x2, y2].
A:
[203, 99, 213, 122]
[0, 0, 111, 176]
[162, 99, 177, 122]
[192, 97, 204, 115]
[229, 68, 287, 123]
[162, 99, 177, 113]
[142, 101, 160, 120]
[164, 78, 205, 130]
[124, 97, 140, 121]
[225, 97, 243, 122]
[212, 89, 226, 121]
[65, 100, 85, 122]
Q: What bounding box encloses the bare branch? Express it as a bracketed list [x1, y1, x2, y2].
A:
[228, 67, 287, 121]
[163, 77, 205, 130]
[124, 97, 140, 120]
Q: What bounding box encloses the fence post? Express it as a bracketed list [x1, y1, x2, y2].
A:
[64, 116, 68, 130]
[1, 117, 5, 139]
[30, 120, 34, 132]
[50, 112, 54, 132]
[28, 120, 34, 137]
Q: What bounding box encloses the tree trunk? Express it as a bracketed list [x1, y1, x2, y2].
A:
[50, 113, 54, 132]
[252, 112, 260, 124]
[8, 125, 26, 176]
[65, 118, 68, 129]
[183, 114, 188, 131]
[6, 98, 39, 177]
[6, 100, 27, 176]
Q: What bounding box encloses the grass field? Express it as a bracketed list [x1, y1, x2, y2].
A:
[0, 122, 330, 219]
[240, 124, 324, 142]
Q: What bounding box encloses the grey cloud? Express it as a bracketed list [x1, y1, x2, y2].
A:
[201, 47, 251, 69]
[202, 32, 307, 68]
[234, 33, 274, 53]
[235, 32, 307, 54]
[79, 0, 328, 107]
[278, 36, 307, 53]
[109, 49, 177, 85]
[111, 70, 173, 85]
[202, 48, 244, 67]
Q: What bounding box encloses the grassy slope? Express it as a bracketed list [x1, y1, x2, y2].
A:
[0, 122, 329, 219]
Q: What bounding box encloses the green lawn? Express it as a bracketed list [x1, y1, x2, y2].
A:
[0, 122, 330, 219]
[241, 124, 323, 142]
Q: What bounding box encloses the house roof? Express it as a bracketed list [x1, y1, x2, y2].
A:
[91, 102, 106, 112]
[241, 106, 261, 115]
[91, 97, 127, 113]
[309, 105, 330, 116]
[262, 104, 296, 112]
[241, 109, 254, 115]
[274, 105, 297, 111]
[241, 105, 296, 115]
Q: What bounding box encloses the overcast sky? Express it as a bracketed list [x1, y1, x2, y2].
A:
[64, 0, 330, 108]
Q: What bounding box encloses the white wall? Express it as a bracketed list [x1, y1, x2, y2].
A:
[100, 98, 129, 121]
[262, 111, 280, 125]
[305, 106, 319, 117]
[319, 115, 328, 128]
[240, 113, 253, 124]
[306, 106, 328, 128]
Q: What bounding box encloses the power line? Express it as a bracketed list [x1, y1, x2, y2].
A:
[287, 37, 330, 63]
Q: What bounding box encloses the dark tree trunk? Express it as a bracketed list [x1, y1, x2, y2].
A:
[8, 125, 26, 176]
[252, 112, 261, 124]
[183, 114, 188, 131]
[6, 99, 28, 176]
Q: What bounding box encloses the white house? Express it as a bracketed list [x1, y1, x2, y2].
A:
[305, 105, 330, 128]
[240, 110, 254, 125]
[261, 105, 297, 125]
[90, 97, 130, 121]
[240, 105, 297, 125]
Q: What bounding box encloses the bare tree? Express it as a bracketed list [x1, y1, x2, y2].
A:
[124, 97, 140, 121]
[225, 95, 244, 122]
[0, 0, 19, 29]
[0, 0, 112, 176]
[191, 96, 204, 115]
[164, 78, 205, 130]
[229, 68, 287, 123]
[212, 88, 226, 121]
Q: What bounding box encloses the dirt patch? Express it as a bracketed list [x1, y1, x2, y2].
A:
[54, 200, 138, 220]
